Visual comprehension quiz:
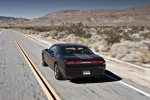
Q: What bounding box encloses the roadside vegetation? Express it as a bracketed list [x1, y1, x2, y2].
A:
[14, 23, 150, 65]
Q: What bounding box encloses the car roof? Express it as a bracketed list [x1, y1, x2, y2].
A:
[53, 43, 86, 47]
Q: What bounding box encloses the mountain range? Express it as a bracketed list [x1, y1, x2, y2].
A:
[1, 4, 150, 27]
[0, 16, 29, 27]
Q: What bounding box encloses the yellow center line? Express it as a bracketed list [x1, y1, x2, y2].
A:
[10, 33, 61, 100]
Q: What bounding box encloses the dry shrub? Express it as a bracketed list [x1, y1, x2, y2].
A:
[139, 50, 150, 63]
[66, 34, 75, 42]
[140, 32, 150, 39]
[65, 22, 92, 38]
[73, 38, 85, 44]
[89, 40, 109, 52]
[121, 51, 142, 62]
[67, 35, 85, 44]
[91, 43, 100, 52]
[97, 40, 110, 52]
[42, 32, 50, 37]
[110, 42, 130, 59]
[110, 40, 150, 64]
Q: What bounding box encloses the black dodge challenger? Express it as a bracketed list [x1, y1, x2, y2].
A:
[42, 43, 106, 80]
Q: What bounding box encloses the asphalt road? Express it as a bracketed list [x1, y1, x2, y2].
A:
[0, 30, 47, 100]
[0, 29, 150, 100]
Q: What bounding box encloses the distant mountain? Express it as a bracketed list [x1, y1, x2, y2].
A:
[21, 4, 150, 26]
[0, 16, 29, 27]
[1, 4, 150, 27]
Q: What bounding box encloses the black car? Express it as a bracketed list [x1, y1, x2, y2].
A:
[42, 43, 106, 80]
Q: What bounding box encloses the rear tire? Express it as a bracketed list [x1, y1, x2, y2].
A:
[42, 60, 48, 66]
[54, 63, 63, 80]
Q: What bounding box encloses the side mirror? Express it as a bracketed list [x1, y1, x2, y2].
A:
[45, 49, 49, 51]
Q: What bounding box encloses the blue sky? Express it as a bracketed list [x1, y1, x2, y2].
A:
[0, 0, 150, 19]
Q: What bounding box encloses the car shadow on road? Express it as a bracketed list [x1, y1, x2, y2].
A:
[70, 70, 122, 84]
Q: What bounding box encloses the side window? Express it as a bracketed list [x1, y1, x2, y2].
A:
[49, 46, 58, 53]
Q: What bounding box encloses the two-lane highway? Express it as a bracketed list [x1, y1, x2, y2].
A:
[0, 29, 150, 100]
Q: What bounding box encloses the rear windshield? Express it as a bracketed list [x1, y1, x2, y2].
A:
[62, 46, 93, 55]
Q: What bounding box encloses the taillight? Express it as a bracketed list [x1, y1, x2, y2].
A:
[97, 61, 104, 64]
[74, 61, 82, 64]
[66, 61, 74, 65]
[66, 60, 103, 65]
[66, 61, 82, 65]
[91, 61, 97, 64]
[91, 60, 103, 64]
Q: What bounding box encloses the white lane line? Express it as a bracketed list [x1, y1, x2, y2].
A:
[0, 29, 4, 35]
[13, 30, 150, 98]
[14, 30, 50, 47]
[104, 73, 150, 98]
[25, 35, 49, 47]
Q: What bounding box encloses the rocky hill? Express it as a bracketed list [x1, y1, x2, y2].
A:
[22, 4, 150, 26]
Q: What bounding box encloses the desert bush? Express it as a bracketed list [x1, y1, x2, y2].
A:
[131, 26, 139, 31]
[96, 40, 110, 52]
[67, 36, 86, 44]
[42, 32, 50, 37]
[20, 26, 55, 32]
[110, 42, 129, 58]
[51, 25, 66, 32]
[110, 40, 150, 64]
[56, 32, 66, 39]
[20, 26, 33, 30]
[52, 37, 55, 39]
[129, 26, 147, 33]
[90, 42, 100, 52]
[139, 26, 145, 31]
[65, 22, 92, 38]
[140, 32, 150, 39]
[102, 30, 122, 45]
[146, 26, 150, 30]
[122, 32, 132, 40]
[113, 26, 124, 33]
[139, 50, 150, 63]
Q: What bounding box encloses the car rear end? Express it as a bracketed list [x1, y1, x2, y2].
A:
[60, 45, 106, 79]
[64, 59, 106, 78]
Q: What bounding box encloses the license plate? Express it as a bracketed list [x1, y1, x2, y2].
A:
[83, 70, 90, 75]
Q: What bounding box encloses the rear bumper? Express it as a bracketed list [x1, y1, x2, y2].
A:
[64, 64, 106, 78]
